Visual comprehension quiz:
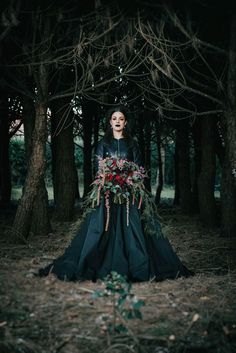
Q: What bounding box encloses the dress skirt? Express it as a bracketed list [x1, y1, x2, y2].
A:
[38, 199, 194, 282]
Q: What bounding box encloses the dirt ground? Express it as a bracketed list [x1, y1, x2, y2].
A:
[0, 204, 236, 353]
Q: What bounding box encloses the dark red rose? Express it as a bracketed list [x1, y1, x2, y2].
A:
[115, 175, 125, 186]
[115, 175, 121, 182]
[106, 173, 113, 182]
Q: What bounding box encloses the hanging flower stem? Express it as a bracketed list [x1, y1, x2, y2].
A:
[138, 195, 142, 209]
[97, 185, 101, 206]
[126, 196, 130, 226]
[105, 191, 110, 231]
[102, 167, 105, 186]
[132, 193, 135, 205]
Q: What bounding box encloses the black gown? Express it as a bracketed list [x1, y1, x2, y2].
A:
[38, 137, 194, 282]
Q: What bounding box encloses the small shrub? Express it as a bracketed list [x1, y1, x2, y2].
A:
[93, 271, 145, 334]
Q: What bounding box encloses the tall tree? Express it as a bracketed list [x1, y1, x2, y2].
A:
[144, 111, 152, 191]
[23, 97, 51, 235]
[0, 94, 11, 206]
[221, 13, 236, 237]
[173, 141, 180, 206]
[197, 116, 218, 226]
[176, 122, 193, 214]
[10, 4, 51, 240]
[155, 120, 164, 204]
[11, 91, 48, 241]
[81, 99, 97, 196]
[51, 100, 77, 220]
[191, 119, 201, 213]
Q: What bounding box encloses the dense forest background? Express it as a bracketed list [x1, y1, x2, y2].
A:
[1, 2, 236, 353]
[0, 0, 236, 241]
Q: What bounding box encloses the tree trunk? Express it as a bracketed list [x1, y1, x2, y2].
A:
[215, 123, 225, 167]
[155, 124, 163, 204]
[0, 95, 11, 206]
[192, 120, 201, 213]
[197, 116, 217, 227]
[221, 162, 236, 236]
[144, 112, 152, 192]
[221, 13, 236, 236]
[173, 141, 180, 205]
[11, 101, 47, 242]
[93, 110, 100, 178]
[226, 14, 236, 181]
[176, 123, 193, 214]
[74, 169, 80, 201]
[31, 179, 51, 234]
[137, 112, 145, 166]
[82, 100, 95, 196]
[51, 101, 77, 221]
[23, 98, 51, 235]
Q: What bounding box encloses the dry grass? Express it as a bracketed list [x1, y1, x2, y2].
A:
[0, 205, 236, 353]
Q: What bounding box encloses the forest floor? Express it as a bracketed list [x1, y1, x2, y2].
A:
[0, 201, 236, 353]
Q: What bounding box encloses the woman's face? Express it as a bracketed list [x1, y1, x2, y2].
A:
[110, 111, 126, 133]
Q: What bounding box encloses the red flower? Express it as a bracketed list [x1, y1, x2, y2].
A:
[115, 175, 125, 186]
[112, 159, 117, 167]
[106, 173, 113, 182]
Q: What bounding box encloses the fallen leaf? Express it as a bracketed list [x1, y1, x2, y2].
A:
[192, 313, 200, 322]
[200, 296, 210, 301]
[169, 335, 175, 341]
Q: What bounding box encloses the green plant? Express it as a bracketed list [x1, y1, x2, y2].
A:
[10, 139, 27, 185]
[93, 271, 145, 334]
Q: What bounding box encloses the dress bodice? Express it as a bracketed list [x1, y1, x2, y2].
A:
[94, 137, 141, 171]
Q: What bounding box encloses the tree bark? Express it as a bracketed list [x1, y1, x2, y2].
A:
[173, 141, 180, 205]
[74, 169, 80, 200]
[11, 101, 47, 241]
[23, 98, 51, 235]
[221, 13, 236, 236]
[93, 110, 100, 178]
[144, 112, 152, 192]
[82, 100, 96, 196]
[51, 101, 77, 221]
[197, 116, 218, 227]
[215, 123, 225, 167]
[176, 122, 193, 214]
[0, 95, 11, 206]
[226, 14, 236, 182]
[137, 112, 145, 166]
[221, 162, 236, 237]
[155, 124, 163, 204]
[191, 120, 201, 213]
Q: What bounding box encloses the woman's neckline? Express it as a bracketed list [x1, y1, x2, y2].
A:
[112, 136, 124, 140]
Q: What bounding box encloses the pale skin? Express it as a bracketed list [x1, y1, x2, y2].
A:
[110, 111, 127, 139]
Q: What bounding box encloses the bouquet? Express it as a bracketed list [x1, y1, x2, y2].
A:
[89, 157, 148, 231]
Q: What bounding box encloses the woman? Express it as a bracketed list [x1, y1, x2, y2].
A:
[38, 106, 194, 282]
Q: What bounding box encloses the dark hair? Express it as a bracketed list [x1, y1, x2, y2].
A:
[103, 105, 133, 145]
